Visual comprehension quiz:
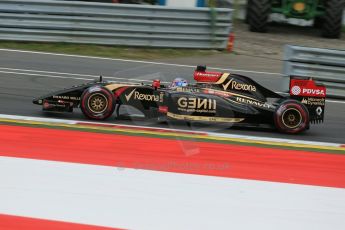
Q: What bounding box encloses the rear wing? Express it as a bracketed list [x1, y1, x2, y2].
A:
[289, 76, 326, 123]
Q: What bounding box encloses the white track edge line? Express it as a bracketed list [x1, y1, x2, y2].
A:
[0, 68, 170, 83]
[0, 48, 284, 76]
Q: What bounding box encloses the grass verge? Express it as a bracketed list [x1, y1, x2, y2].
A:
[0, 41, 223, 60]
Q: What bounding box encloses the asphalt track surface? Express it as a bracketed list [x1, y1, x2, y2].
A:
[0, 49, 344, 143]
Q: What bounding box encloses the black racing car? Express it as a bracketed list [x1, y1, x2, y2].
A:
[33, 65, 326, 134]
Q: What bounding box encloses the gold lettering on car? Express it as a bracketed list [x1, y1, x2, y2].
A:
[125, 88, 159, 102]
[236, 97, 271, 108]
[159, 92, 164, 103]
[176, 87, 200, 93]
[125, 89, 136, 101]
[301, 97, 325, 106]
[188, 98, 196, 108]
[197, 98, 207, 109]
[167, 112, 245, 123]
[177, 97, 216, 113]
[53, 95, 80, 100]
[223, 78, 256, 92]
[178, 97, 188, 107]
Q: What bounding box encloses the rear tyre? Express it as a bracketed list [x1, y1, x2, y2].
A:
[274, 100, 309, 134]
[248, 0, 271, 32]
[321, 0, 344, 38]
[80, 86, 115, 120]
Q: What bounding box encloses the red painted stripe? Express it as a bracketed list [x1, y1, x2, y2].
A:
[0, 124, 345, 188]
[0, 214, 122, 230]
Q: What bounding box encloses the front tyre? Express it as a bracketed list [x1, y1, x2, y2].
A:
[274, 100, 309, 134]
[80, 86, 115, 120]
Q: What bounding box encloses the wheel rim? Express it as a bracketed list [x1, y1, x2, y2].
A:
[87, 93, 108, 113]
[282, 108, 303, 129]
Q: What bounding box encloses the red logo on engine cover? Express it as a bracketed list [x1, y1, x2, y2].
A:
[290, 78, 326, 98]
[194, 71, 222, 82]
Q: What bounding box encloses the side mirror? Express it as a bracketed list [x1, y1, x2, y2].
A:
[196, 65, 207, 72]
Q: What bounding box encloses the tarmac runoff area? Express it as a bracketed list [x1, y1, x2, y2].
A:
[0, 115, 345, 230]
[1, 48, 345, 143]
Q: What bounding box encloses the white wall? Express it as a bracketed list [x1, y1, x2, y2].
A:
[165, 0, 197, 7]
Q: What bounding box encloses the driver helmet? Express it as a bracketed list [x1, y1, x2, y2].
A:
[171, 78, 188, 87]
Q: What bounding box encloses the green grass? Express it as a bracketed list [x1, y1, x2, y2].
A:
[0, 41, 223, 60]
[342, 26, 345, 33]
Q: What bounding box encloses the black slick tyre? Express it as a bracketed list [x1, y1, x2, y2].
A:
[274, 100, 309, 134]
[80, 86, 115, 120]
[313, 17, 323, 29]
[321, 0, 344, 38]
[248, 0, 271, 32]
[245, 0, 252, 24]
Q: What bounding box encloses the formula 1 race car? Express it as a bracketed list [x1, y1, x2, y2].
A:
[33, 65, 326, 134]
